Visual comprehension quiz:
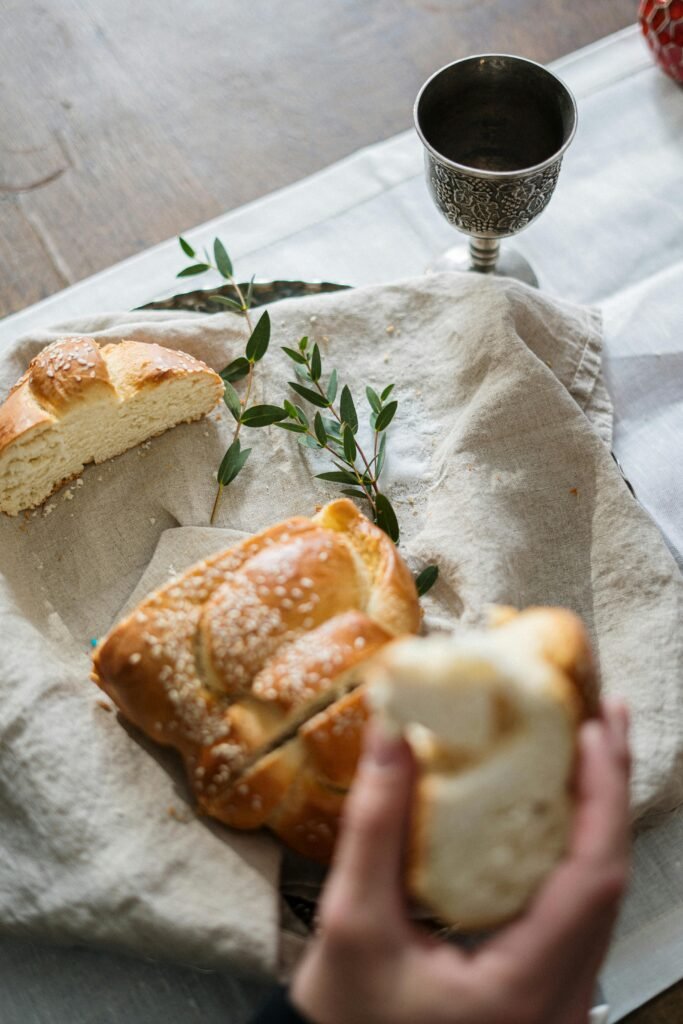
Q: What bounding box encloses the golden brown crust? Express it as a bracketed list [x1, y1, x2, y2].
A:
[314, 499, 421, 637]
[300, 685, 370, 789]
[0, 384, 55, 454]
[99, 339, 220, 398]
[92, 500, 420, 849]
[489, 605, 599, 718]
[25, 337, 116, 414]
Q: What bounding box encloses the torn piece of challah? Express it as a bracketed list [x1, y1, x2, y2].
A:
[0, 336, 223, 515]
[92, 499, 421, 860]
[367, 607, 598, 928]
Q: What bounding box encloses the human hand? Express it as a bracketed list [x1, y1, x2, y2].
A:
[291, 700, 630, 1024]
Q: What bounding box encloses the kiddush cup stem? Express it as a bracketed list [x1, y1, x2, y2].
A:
[469, 237, 500, 273]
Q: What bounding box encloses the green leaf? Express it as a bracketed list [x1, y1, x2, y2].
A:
[298, 434, 319, 449]
[179, 236, 195, 258]
[293, 404, 309, 427]
[381, 384, 395, 402]
[177, 263, 210, 277]
[273, 421, 308, 433]
[340, 385, 358, 434]
[341, 487, 370, 501]
[294, 362, 310, 380]
[415, 564, 439, 597]
[375, 432, 387, 478]
[310, 343, 322, 382]
[220, 356, 250, 383]
[314, 412, 327, 446]
[342, 423, 357, 462]
[375, 493, 400, 543]
[282, 346, 307, 365]
[213, 238, 233, 279]
[375, 400, 398, 432]
[217, 438, 251, 486]
[298, 335, 309, 353]
[223, 381, 242, 421]
[316, 470, 359, 485]
[246, 311, 271, 362]
[289, 381, 329, 408]
[366, 386, 382, 414]
[246, 274, 255, 309]
[322, 416, 341, 437]
[327, 368, 338, 404]
[283, 399, 299, 419]
[240, 404, 287, 428]
[210, 295, 243, 312]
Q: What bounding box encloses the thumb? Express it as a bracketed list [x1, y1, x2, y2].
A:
[321, 719, 416, 930]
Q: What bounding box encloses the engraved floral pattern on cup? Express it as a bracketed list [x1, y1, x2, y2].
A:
[427, 157, 562, 236]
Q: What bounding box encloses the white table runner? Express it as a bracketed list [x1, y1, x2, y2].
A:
[2, 25, 681, 1021]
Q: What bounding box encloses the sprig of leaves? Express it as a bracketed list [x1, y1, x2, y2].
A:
[176, 237, 439, 592]
[177, 237, 274, 523]
[177, 235, 255, 316]
[210, 309, 277, 522]
[269, 336, 398, 539]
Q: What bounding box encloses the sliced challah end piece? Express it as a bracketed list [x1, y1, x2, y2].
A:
[0, 336, 224, 515]
[367, 607, 599, 929]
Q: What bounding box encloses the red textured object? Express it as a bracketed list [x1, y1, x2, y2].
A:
[639, 0, 683, 83]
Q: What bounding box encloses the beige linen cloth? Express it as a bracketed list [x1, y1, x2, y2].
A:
[0, 273, 681, 975]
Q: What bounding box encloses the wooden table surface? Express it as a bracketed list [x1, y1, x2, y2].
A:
[2, 1, 680, 1022]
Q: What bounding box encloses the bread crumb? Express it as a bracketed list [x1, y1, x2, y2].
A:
[96, 700, 112, 713]
[569, 487, 579, 496]
[42, 503, 56, 517]
[385, 324, 395, 334]
[76, 478, 84, 487]
[167, 805, 191, 823]
[149, 517, 156, 525]
[63, 490, 74, 501]
[309, 315, 318, 324]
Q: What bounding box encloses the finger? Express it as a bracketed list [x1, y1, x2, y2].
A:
[484, 717, 630, 978]
[571, 715, 631, 866]
[320, 720, 416, 935]
[603, 697, 631, 778]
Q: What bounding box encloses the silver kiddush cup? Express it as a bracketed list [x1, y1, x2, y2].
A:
[414, 54, 577, 285]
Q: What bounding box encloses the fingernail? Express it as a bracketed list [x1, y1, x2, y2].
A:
[582, 719, 605, 750]
[364, 719, 404, 767]
[604, 697, 630, 736]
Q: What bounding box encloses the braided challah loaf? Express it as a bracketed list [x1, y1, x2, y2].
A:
[368, 606, 598, 928]
[92, 499, 421, 861]
[0, 336, 223, 515]
[93, 498, 597, 926]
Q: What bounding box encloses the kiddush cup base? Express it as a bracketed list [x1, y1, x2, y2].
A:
[426, 243, 539, 288]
